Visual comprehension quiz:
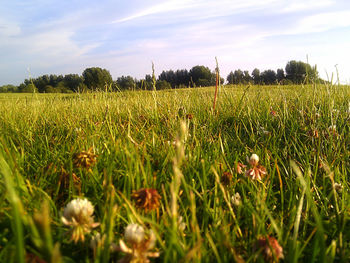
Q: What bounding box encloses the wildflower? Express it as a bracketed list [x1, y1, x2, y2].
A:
[231, 192, 242, 207]
[221, 171, 233, 185]
[178, 216, 186, 232]
[245, 154, 267, 180]
[256, 236, 284, 262]
[186, 113, 193, 120]
[115, 224, 159, 263]
[270, 108, 277, 117]
[334, 183, 343, 193]
[329, 125, 337, 133]
[90, 233, 106, 258]
[58, 167, 81, 194]
[236, 162, 247, 174]
[167, 140, 176, 146]
[125, 224, 145, 245]
[259, 126, 271, 135]
[326, 125, 339, 138]
[25, 253, 46, 263]
[61, 198, 100, 243]
[131, 188, 161, 212]
[249, 154, 259, 166]
[308, 129, 319, 138]
[73, 148, 97, 169]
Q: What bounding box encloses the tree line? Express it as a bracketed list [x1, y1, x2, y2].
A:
[0, 60, 320, 93]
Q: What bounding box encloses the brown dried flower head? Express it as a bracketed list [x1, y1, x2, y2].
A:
[73, 148, 97, 169]
[59, 168, 81, 191]
[186, 113, 194, 120]
[131, 188, 161, 212]
[256, 236, 284, 262]
[308, 129, 319, 138]
[25, 253, 47, 263]
[221, 171, 233, 185]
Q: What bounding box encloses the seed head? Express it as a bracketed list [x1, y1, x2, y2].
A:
[73, 148, 97, 169]
[221, 171, 233, 185]
[131, 188, 161, 212]
[256, 236, 284, 262]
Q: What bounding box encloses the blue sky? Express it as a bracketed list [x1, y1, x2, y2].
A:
[1, 0, 350, 85]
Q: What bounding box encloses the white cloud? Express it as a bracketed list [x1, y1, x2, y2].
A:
[281, 0, 334, 13]
[292, 11, 350, 34]
[113, 0, 278, 24]
[0, 18, 21, 37]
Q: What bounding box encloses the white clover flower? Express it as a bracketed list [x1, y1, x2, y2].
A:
[245, 154, 267, 181]
[329, 125, 337, 132]
[249, 154, 259, 167]
[334, 183, 343, 193]
[178, 216, 186, 232]
[231, 192, 242, 207]
[116, 224, 160, 263]
[124, 224, 145, 245]
[61, 198, 99, 243]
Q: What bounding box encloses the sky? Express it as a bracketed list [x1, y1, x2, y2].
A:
[1, 0, 350, 86]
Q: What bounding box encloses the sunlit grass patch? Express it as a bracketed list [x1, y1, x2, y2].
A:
[0, 84, 349, 262]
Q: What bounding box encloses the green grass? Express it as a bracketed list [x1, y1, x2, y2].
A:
[0, 84, 349, 262]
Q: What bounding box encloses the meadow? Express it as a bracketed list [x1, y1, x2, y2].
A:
[0, 84, 349, 262]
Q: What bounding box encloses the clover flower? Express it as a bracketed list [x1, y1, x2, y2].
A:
[256, 236, 284, 262]
[308, 129, 319, 138]
[115, 224, 159, 263]
[245, 154, 267, 180]
[236, 162, 247, 175]
[334, 183, 343, 193]
[131, 188, 161, 212]
[270, 109, 278, 117]
[73, 148, 97, 169]
[231, 192, 242, 207]
[61, 198, 100, 243]
[125, 224, 145, 245]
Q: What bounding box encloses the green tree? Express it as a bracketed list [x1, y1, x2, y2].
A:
[243, 70, 252, 84]
[116, 76, 136, 90]
[226, 71, 234, 84]
[276, 68, 285, 83]
[189, 66, 212, 86]
[156, 80, 171, 90]
[285, 60, 318, 84]
[44, 85, 60, 93]
[0, 84, 18, 93]
[63, 74, 84, 92]
[251, 68, 260, 84]
[82, 67, 113, 90]
[158, 70, 176, 88]
[175, 69, 190, 87]
[261, 70, 277, 85]
[21, 83, 37, 93]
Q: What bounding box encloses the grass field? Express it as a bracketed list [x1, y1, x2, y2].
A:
[0, 84, 349, 262]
